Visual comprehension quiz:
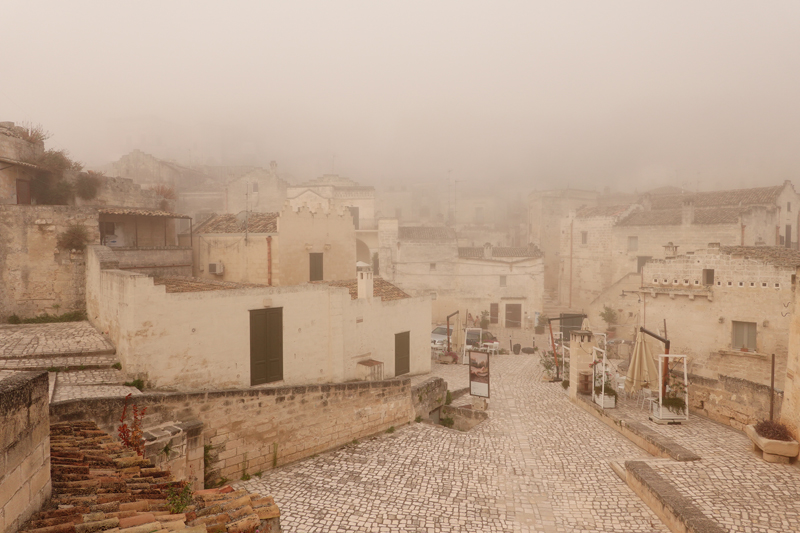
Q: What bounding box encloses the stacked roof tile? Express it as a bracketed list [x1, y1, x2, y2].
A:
[720, 246, 800, 268]
[152, 276, 266, 293]
[575, 205, 631, 218]
[457, 246, 543, 259]
[398, 226, 456, 241]
[98, 207, 192, 219]
[324, 277, 410, 301]
[646, 185, 784, 210]
[20, 420, 280, 533]
[194, 213, 279, 234]
[617, 207, 746, 226]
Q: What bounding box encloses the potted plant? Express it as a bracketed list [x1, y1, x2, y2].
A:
[480, 310, 490, 330]
[535, 313, 548, 335]
[745, 420, 800, 464]
[651, 376, 687, 420]
[600, 306, 618, 338]
[590, 357, 616, 408]
[539, 351, 556, 381]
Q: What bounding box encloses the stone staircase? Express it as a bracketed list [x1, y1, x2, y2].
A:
[20, 420, 281, 533]
[0, 322, 142, 403]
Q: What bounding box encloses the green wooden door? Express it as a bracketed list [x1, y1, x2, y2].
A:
[250, 308, 283, 385]
[395, 331, 410, 376]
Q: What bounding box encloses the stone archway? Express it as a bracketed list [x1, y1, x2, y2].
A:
[356, 239, 371, 264]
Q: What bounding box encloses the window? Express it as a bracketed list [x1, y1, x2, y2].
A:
[702, 269, 714, 286]
[430, 263, 436, 271]
[490, 303, 499, 324]
[499, 275, 507, 287]
[505, 303, 522, 328]
[732, 321, 757, 351]
[309, 253, 323, 281]
[581, 231, 588, 245]
[251, 182, 259, 193]
[788, 202, 792, 213]
[348, 206, 360, 230]
[628, 236, 638, 252]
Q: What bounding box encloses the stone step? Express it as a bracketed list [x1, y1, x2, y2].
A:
[0, 346, 117, 361]
[0, 353, 120, 371]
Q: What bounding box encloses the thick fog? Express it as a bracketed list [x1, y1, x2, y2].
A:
[2, 1, 799, 191]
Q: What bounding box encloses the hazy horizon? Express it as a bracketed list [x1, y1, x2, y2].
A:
[2, 1, 799, 191]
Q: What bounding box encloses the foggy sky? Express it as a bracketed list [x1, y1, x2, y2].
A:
[2, 1, 800, 191]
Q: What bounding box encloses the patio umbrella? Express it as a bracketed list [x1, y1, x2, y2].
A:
[625, 330, 658, 394]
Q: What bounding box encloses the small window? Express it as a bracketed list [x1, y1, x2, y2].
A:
[762, 282, 768, 288]
[727, 281, 732, 286]
[702, 269, 714, 286]
[749, 282, 755, 287]
[738, 282, 744, 287]
[500, 275, 507, 287]
[694, 280, 699, 285]
[430, 263, 436, 271]
[309, 253, 324, 282]
[732, 321, 757, 351]
[653, 279, 658, 283]
[581, 231, 588, 245]
[673, 279, 678, 284]
[252, 182, 259, 193]
[628, 236, 638, 252]
[788, 202, 792, 213]
[776, 283, 781, 288]
[684, 279, 689, 285]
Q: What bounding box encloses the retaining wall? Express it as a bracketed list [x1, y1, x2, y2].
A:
[0, 372, 51, 533]
[689, 373, 783, 430]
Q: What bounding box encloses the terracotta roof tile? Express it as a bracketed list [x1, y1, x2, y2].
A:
[99, 207, 192, 219]
[720, 246, 800, 267]
[617, 207, 745, 226]
[324, 277, 411, 301]
[152, 276, 266, 293]
[194, 212, 279, 234]
[646, 185, 784, 210]
[398, 226, 456, 241]
[458, 246, 543, 259]
[575, 205, 631, 218]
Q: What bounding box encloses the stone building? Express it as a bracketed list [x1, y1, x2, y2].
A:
[603, 244, 798, 428]
[224, 161, 289, 217]
[86, 245, 431, 390]
[0, 122, 44, 205]
[287, 174, 377, 264]
[378, 220, 544, 327]
[187, 206, 356, 286]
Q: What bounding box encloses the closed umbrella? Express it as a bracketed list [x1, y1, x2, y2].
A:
[625, 330, 658, 394]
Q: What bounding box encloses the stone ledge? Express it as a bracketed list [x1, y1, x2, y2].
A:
[624, 461, 725, 533]
[574, 394, 700, 462]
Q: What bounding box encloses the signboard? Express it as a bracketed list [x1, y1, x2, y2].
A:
[469, 350, 490, 398]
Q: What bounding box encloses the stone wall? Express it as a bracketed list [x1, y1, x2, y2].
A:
[441, 405, 489, 431]
[0, 205, 100, 320]
[411, 377, 447, 421]
[73, 175, 160, 209]
[0, 372, 51, 533]
[143, 419, 204, 491]
[50, 378, 412, 483]
[110, 247, 192, 277]
[689, 373, 783, 430]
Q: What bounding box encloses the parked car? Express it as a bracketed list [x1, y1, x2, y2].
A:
[431, 325, 454, 346]
[466, 329, 497, 348]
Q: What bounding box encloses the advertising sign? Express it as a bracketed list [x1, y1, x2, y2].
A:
[469, 350, 490, 398]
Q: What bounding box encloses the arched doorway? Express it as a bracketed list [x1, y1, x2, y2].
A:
[356, 239, 371, 264]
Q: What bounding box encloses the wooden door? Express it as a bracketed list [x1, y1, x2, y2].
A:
[505, 303, 522, 328]
[395, 331, 410, 376]
[489, 303, 499, 324]
[16, 180, 31, 205]
[250, 308, 283, 385]
[309, 253, 324, 281]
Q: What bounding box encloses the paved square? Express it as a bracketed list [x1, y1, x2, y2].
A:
[242, 354, 668, 532]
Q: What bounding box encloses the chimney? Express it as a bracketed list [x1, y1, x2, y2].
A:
[681, 198, 695, 225]
[357, 262, 373, 299]
[483, 242, 493, 259]
[663, 242, 678, 258]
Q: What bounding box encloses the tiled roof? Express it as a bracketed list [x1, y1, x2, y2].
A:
[575, 205, 631, 218]
[720, 246, 800, 267]
[617, 207, 745, 226]
[458, 246, 543, 259]
[153, 276, 266, 293]
[324, 277, 411, 301]
[194, 212, 279, 233]
[99, 207, 192, 219]
[19, 420, 279, 533]
[398, 226, 457, 241]
[646, 185, 784, 210]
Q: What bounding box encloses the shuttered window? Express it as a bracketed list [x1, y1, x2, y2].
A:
[732, 321, 757, 351]
[505, 304, 522, 328]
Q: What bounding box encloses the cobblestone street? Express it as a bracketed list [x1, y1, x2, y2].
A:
[242, 354, 669, 533]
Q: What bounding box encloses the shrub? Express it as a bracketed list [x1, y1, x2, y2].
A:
[75, 172, 102, 200]
[600, 306, 618, 326]
[166, 481, 193, 514]
[445, 390, 453, 405]
[440, 417, 455, 428]
[152, 183, 177, 200]
[56, 225, 90, 250]
[415, 415, 422, 423]
[118, 393, 146, 456]
[7, 314, 21, 324]
[19, 122, 51, 144]
[386, 426, 395, 434]
[21, 310, 87, 323]
[754, 420, 794, 441]
[124, 379, 145, 391]
[561, 380, 570, 390]
[112, 362, 122, 370]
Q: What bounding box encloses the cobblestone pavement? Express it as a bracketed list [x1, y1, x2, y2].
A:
[242, 354, 669, 532]
[613, 395, 800, 532]
[0, 322, 115, 358]
[52, 383, 142, 403]
[0, 354, 118, 369]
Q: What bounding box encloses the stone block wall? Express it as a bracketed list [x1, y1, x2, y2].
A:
[0, 372, 51, 533]
[412, 377, 447, 421]
[441, 405, 489, 432]
[50, 378, 412, 484]
[0, 205, 100, 320]
[143, 419, 204, 491]
[689, 373, 783, 430]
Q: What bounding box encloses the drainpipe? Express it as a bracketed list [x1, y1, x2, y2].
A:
[569, 219, 573, 308]
[741, 223, 746, 245]
[266, 236, 273, 286]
